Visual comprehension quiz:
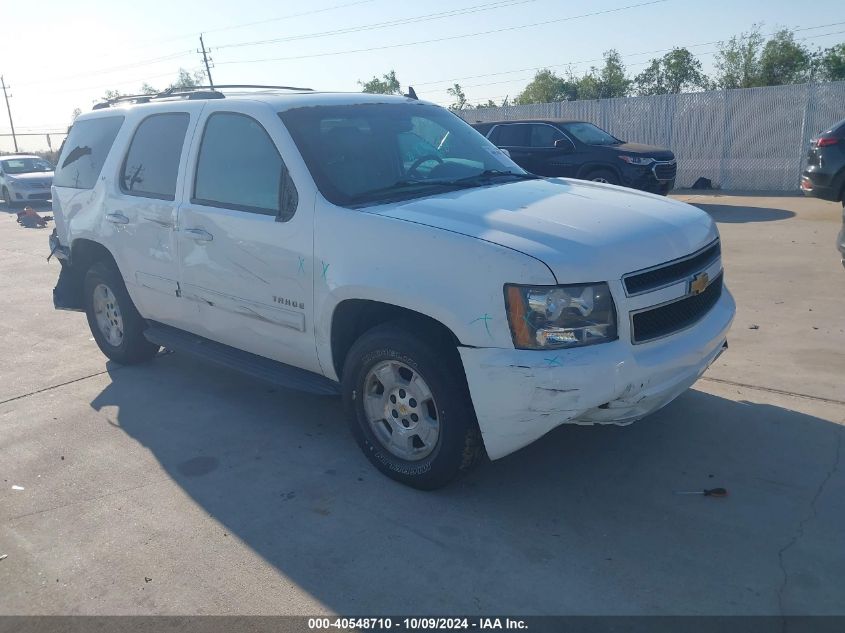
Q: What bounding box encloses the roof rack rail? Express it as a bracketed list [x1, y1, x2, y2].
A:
[92, 84, 313, 110]
[209, 84, 314, 91]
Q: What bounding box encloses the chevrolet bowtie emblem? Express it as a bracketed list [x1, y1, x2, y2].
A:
[690, 271, 709, 295]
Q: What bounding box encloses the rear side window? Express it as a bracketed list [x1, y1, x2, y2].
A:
[529, 124, 565, 148]
[493, 124, 530, 147]
[54, 116, 124, 189]
[193, 112, 297, 219]
[121, 113, 190, 200]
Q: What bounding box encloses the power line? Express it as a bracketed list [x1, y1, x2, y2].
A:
[422, 25, 845, 96]
[15, 50, 195, 88]
[7, 0, 375, 89]
[416, 21, 845, 91]
[215, 0, 540, 50]
[217, 0, 671, 65]
[203, 0, 377, 37]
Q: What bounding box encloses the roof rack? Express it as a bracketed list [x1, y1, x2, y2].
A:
[92, 84, 314, 110]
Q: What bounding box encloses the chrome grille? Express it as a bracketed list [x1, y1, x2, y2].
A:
[631, 272, 723, 344]
[623, 240, 720, 296]
[653, 161, 677, 181]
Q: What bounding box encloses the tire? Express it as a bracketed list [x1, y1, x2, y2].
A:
[2, 187, 13, 208]
[342, 321, 483, 490]
[83, 260, 159, 364]
[585, 169, 619, 185]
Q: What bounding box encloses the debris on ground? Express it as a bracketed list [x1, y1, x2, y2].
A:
[749, 324, 760, 330]
[15, 207, 52, 229]
[674, 487, 728, 497]
[0, 554, 8, 562]
[11, 485, 24, 491]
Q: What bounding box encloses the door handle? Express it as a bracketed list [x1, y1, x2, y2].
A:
[183, 228, 214, 243]
[105, 212, 129, 225]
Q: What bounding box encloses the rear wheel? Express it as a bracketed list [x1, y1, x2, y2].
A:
[84, 260, 159, 364]
[342, 322, 482, 490]
[585, 169, 619, 185]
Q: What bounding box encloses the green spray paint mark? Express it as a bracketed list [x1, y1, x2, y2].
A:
[470, 313, 493, 339]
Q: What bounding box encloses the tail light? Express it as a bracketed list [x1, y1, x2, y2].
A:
[816, 136, 840, 147]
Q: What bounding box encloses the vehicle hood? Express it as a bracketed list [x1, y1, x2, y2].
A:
[6, 171, 54, 182]
[615, 142, 674, 160]
[368, 178, 717, 283]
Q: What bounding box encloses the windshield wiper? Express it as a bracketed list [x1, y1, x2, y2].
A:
[445, 170, 540, 185]
[346, 179, 474, 204]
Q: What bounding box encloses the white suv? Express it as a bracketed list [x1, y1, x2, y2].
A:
[49, 87, 734, 489]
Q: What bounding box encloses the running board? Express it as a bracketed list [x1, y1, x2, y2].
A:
[143, 323, 340, 396]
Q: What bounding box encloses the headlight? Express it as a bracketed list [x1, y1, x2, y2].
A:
[618, 155, 654, 166]
[504, 283, 617, 349]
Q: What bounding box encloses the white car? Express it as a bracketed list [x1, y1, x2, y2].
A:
[49, 87, 734, 489]
[0, 154, 54, 205]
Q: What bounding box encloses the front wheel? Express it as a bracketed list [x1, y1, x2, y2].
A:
[342, 322, 482, 490]
[84, 260, 159, 364]
[585, 169, 619, 185]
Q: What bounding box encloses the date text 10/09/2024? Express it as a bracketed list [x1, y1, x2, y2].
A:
[307, 618, 529, 630]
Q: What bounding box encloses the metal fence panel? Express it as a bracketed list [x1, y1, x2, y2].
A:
[460, 81, 845, 191]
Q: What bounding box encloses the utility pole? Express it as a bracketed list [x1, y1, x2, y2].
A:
[198, 35, 214, 89]
[1, 76, 18, 152]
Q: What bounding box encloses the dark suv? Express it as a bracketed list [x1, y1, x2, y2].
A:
[800, 118, 845, 267]
[471, 119, 677, 194]
[801, 118, 845, 204]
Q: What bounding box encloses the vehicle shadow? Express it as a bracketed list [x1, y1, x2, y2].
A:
[692, 203, 796, 223]
[90, 354, 845, 614]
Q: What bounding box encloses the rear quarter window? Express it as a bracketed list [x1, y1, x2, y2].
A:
[54, 116, 124, 189]
[120, 113, 189, 200]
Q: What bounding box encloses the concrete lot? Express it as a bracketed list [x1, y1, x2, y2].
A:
[1, 193, 843, 615]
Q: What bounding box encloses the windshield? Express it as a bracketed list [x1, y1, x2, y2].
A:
[560, 122, 621, 146]
[279, 102, 532, 207]
[1, 157, 54, 174]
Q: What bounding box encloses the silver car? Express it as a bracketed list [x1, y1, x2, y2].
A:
[0, 154, 54, 206]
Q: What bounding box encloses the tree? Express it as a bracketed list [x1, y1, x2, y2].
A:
[817, 43, 845, 82]
[634, 48, 708, 95]
[714, 25, 765, 88]
[575, 71, 601, 100]
[168, 68, 206, 90]
[759, 29, 812, 86]
[359, 70, 401, 95]
[140, 82, 158, 95]
[101, 89, 124, 101]
[446, 83, 469, 111]
[596, 49, 630, 98]
[514, 69, 577, 105]
[71, 108, 81, 122]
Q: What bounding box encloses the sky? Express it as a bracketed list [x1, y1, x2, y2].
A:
[1, 0, 843, 151]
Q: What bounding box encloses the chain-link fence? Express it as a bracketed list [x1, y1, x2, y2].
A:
[459, 81, 845, 191]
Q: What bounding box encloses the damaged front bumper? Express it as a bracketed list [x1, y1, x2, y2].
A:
[459, 288, 735, 460]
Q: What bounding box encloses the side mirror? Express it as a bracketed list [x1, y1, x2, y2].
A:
[554, 139, 574, 152]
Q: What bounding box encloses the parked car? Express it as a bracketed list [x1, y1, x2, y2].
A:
[801, 117, 845, 205]
[49, 87, 733, 489]
[0, 154, 54, 206]
[800, 118, 845, 268]
[471, 119, 677, 194]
